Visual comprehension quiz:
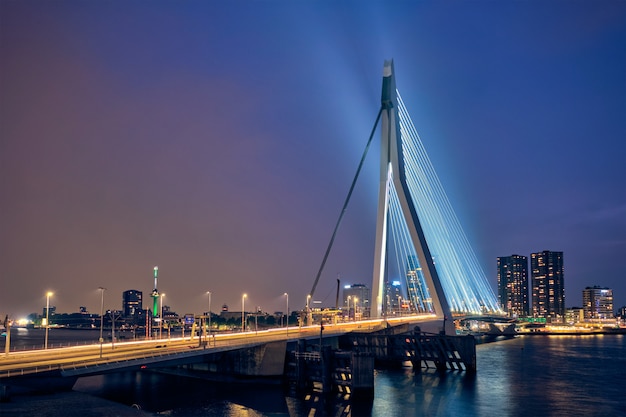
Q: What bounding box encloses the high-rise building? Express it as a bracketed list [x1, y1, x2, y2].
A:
[386, 280, 403, 314]
[582, 286, 613, 320]
[531, 250, 565, 322]
[343, 284, 370, 318]
[406, 255, 432, 314]
[497, 254, 529, 317]
[122, 290, 143, 318]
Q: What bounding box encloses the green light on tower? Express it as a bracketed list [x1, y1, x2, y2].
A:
[152, 266, 159, 317]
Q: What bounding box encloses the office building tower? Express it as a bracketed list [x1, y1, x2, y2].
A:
[406, 255, 432, 313]
[343, 283, 371, 318]
[387, 280, 403, 314]
[122, 290, 143, 318]
[497, 255, 529, 317]
[531, 250, 565, 322]
[582, 286, 613, 320]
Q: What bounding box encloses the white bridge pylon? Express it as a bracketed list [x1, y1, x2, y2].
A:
[371, 61, 501, 332]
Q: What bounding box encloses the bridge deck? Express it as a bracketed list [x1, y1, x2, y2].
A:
[0, 316, 442, 380]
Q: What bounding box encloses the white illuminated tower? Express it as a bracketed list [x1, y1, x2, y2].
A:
[371, 61, 501, 332]
[371, 61, 451, 332]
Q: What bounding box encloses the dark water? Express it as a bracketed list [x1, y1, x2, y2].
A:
[1, 327, 140, 351]
[64, 334, 626, 417]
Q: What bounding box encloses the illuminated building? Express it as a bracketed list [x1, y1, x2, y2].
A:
[386, 280, 403, 314]
[122, 290, 143, 317]
[497, 255, 529, 318]
[582, 286, 613, 320]
[343, 284, 370, 318]
[565, 307, 584, 324]
[531, 250, 565, 322]
[406, 255, 432, 314]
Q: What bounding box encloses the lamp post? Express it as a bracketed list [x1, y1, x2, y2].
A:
[354, 297, 358, 322]
[207, 291, 212, 343]
[306, 294, 311, 326]
[241, 293, 247, 332]
[159, 293, 165, 339]
[44, 291, 53, 349]
[347, 296, 351, 321]
[4, 316, 11, 356]
[110, 310, 116, 350]
[284, 293, 289, 337]
[98, 287, 106, 358]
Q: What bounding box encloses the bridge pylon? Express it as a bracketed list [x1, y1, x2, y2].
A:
[371, 60, 453, 334]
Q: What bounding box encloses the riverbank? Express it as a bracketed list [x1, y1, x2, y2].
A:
[517, 328, 626, 336]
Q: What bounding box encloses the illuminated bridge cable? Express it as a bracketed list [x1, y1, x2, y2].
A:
[308, 107, 384, 300]
[394, 91, 501, 314]
[387, 175, 433, 314]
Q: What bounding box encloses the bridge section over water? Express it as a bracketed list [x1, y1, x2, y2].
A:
[0, 316, 475, 398]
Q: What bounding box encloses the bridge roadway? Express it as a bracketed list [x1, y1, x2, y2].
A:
[0, 315, 437, 379]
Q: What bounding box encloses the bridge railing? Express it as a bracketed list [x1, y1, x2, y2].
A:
[0, 364, 59, 379]
[293, 351, 321, 361]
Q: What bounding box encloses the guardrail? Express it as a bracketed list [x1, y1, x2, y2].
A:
[1, 319, 422, 379]
[1, 364, 59, 378]
[59, 338, 277, 376]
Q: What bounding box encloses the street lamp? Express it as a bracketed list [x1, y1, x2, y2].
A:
[98, 287, 106, 358]
[306, 294, 311, 326]
[354, 297, 358, 322]
[207, 291, 212, 345]
[284, 292, 289, 333]
[159, 293, 165, 339]
[241, 293, 247, 332]
[347, 296, 351, 321]
[44, 291, 53, 349]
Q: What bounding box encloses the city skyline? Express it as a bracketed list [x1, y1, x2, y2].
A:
[1, 2, 625, 317]
[22, 275, 621, 320]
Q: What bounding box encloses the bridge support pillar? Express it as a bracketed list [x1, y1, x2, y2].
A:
[294, 339, 311, 394]
[350, 351, 374, 397]
[320, 346, 333, 395]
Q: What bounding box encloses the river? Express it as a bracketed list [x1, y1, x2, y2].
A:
[2, 330, 624, 416]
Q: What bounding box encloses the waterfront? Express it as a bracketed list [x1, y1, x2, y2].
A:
[2, 331, 624, 416]
[0, 327, 137, 352]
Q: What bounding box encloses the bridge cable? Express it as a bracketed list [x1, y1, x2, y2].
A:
[308, 106, 384, 300]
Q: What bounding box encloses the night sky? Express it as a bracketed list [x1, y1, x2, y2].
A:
[1, 1, 625, 318]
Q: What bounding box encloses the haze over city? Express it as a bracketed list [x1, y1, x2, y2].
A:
[1, 1, 625, 318]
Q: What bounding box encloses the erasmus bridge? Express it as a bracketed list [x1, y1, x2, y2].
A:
[0, 61, 503, 387]
[309, 60, 502, 334]
[374, 61, 501, 321]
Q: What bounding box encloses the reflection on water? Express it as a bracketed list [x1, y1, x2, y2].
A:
[75, 372, 291, 416]
[71, 335, 624, 417]
[372, 368, 478, 417]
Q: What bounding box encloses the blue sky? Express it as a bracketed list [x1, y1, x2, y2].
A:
[1, 1, 624, 316]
